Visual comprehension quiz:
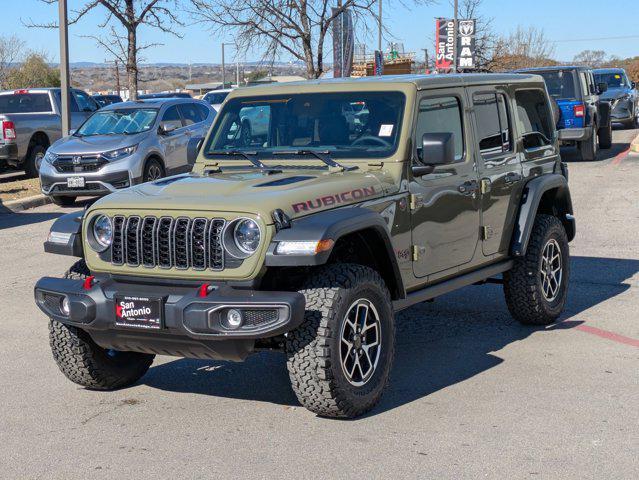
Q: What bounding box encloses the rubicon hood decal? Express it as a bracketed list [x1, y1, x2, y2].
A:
[292, 186, 377, 213]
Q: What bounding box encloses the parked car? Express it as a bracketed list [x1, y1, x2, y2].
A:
[36, 74, 575, 418]
[202, 89, 233, 112]
[0, 88, 99, 176]
[39, 98, 215, 206]
[593, 68, 639, 129]
[516, 66, 612, 161]
[137, 92, 192, 100]
[92, 94, 123, 108]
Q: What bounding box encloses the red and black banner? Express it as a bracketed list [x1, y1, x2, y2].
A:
[435, 18, 455, 72]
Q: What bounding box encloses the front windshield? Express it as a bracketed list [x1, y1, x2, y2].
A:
[75, 108, 158, 136]
[594, 72, 628, 89]
[537, 70, 578, 98]
[204, 91, 405, 159]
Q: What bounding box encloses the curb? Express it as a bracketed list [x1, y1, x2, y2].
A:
[1, 194, 52, 213]
[631, 135, 639, 153]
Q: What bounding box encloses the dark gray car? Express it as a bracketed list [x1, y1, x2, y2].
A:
[593, 68, 639, 128]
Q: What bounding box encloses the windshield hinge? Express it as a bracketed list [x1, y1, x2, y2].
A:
[411, 245, 426, 261]
[409, 193, 423, 211]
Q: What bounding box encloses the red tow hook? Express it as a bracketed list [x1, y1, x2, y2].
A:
[198, 283, 211, 298]
[82, 275, 95, 290]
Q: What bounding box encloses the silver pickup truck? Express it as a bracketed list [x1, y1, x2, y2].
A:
[0, 88, 99, 176]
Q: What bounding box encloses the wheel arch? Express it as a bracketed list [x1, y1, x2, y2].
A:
[511, 174, 575, 257]
[264, 207, 405, 300]
[26, 131, 50, 158]
[143, 153, 165, 175]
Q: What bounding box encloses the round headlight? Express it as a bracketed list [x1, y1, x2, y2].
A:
[92, 215, 113, 250]
[233, 218, 260, 255]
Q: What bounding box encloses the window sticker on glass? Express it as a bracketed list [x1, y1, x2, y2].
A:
[614, 74, 621, 79]
[379, 124, 394, 137]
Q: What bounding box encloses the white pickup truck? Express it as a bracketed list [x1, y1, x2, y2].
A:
[0, 88, 99, 176]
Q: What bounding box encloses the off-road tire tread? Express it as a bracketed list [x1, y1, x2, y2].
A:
[49, 260, 154, 390]
[503, 215, 569, 325]
[285, 264, 394, 418]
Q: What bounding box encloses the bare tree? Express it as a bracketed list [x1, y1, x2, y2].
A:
[491, 26, 556, 71]
[0, 35, 26, 89]
[189, 0, 431, 79]
[573, 50, 607, 68]
[25, 1, 183, 99]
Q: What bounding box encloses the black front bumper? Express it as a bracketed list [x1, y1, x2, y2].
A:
[34, 276, 305, 361]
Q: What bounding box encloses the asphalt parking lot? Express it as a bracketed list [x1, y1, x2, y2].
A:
[1, 128, 637, 479]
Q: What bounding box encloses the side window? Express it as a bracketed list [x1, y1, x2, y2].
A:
[415, 96, 464, 162]
[579, 73, 589, 96]
[178, 103, 204, 126]
[473, 93, 502, 157]
[196, 104, 211, 121]
[514, 90, 553, 150]
[160, 105, 183, 129]
[73, 90, 98, 112]
[497, 94, 511, 151]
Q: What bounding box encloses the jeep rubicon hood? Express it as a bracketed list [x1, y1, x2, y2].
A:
[90, 169, 394, 221]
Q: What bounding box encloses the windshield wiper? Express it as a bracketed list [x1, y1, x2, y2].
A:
[272, 149, 357, 171]
[207, 150, 282, 173]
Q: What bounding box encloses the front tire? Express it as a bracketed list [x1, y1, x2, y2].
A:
[503, 215, 570, 325]
[142, 158, 164, 183]
[25, 144, 46, 178]
[49, 260, 155, 390]
[286, 264, 395, 418]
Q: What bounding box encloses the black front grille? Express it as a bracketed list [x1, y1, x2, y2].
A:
[53, 155, 107, 173]
[111, 215, 226, 270]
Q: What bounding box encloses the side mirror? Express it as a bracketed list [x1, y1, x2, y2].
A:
[413, 132, 455, 176]
[597, 82, 608, 94]
[159, 123, 178, 135]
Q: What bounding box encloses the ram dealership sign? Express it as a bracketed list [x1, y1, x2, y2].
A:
[435, 18, 477, 72]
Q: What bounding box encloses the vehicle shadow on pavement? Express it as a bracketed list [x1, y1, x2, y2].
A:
[142, 255, 638, 416]
[0, 204, 62, 229]
[561, 135, 631, 163]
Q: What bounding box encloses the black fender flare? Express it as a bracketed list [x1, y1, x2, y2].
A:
[44, 211, 84, 257]
[511, 174, 575, 257]
[265, 207, 404, 295]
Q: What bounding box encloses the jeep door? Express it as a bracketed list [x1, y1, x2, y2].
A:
[158, 105, 189, 172]
[468, 87, 523, 256]
[410, 89, 481, 279]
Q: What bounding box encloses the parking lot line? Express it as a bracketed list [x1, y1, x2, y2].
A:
[575, 324, 639, 348]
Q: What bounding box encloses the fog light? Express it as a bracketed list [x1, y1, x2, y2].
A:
[226, 309, 243, 329]
[60, 296, 70, 316]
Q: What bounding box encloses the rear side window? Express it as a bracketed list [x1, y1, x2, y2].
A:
[73, 91, 98, 112]
[415, 96, 464, 161]
[178, 103, 205, 125]
[161, 105, 183, 129]
[0, 93, 52, 113]
[514, 90, 554, 150]
[473, 92, 512, 158]
[196, 104, 211, 120]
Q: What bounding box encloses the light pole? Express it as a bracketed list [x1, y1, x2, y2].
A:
[58, 0, 71, 136]
[421, 48, 429, 73]
[378, 0, 383, 53]
[452, 0, 458, 73]
[221, 43, 234, 88]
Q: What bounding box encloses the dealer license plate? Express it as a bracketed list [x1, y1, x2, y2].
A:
[67, 177, 85, 188]
[115, 295, 163, 330]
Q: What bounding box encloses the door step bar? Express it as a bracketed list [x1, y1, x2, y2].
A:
[393, 260, 514, 312]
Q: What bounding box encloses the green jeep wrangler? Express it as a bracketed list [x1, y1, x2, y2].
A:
[35, 74, 575, 418]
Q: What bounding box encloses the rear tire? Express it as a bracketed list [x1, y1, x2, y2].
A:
[503, 215, 570, 325]
[49, 260, 155, 390]
[578, 127, 598, 161]
[51, 196, 76, 207]
[597, 123, 612, 149]
[285, 264, 395, 418]
[25, 144, 46, 178]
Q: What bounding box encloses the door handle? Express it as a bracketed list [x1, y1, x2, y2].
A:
[458, 180, 479, 195]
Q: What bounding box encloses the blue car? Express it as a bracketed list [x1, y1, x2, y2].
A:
[516, 66, 612, 161]
[593, 68, 638, 129]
